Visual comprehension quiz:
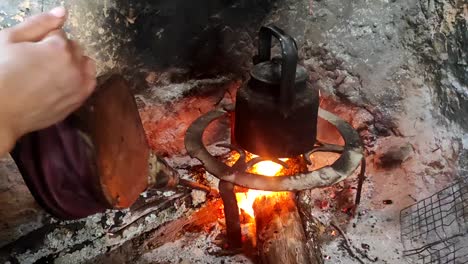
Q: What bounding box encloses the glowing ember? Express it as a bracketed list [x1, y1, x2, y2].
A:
[236, 159, 286, 217]
[251, 160, 284, 177]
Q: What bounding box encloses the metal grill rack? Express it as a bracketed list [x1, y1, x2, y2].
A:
[400, 179, 468, 264]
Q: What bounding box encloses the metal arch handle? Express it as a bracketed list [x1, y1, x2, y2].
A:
[257, 25, 298, 113]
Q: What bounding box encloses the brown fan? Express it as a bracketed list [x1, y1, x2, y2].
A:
[11, 75, 190, 219]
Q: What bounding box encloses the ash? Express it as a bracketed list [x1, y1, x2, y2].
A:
[137, 229, 253, 264]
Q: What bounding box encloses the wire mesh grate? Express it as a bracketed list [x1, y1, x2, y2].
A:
[400, 179, 468, 264]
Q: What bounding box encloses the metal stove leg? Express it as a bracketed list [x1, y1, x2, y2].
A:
[355, 157, 367, 206]
[219, 180, 242, 249]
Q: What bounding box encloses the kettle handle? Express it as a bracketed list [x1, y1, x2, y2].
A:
[257, 25, 298, 112]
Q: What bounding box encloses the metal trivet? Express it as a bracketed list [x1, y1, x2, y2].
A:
[185, 106, 365, 248]
[400, 178, 468, 264]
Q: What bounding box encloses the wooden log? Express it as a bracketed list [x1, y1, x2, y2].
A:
[252, 192, 321, 264]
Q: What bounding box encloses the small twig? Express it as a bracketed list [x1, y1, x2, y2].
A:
[331, 221, 379, 263]
[330, 221, 366, 264]
[355, 158, 367, 206]
[408, 194, 417, 202]
[354, 245, 379, 262]
[108, 193, 188, 234]
[178, 178, 218, 197]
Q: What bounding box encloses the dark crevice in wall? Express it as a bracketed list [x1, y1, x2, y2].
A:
[106, 0, 278, 77]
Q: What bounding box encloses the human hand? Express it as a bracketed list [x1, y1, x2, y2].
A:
[0, 7, 96, 155]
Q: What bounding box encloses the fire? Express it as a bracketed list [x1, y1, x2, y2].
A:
[236, 159, 286, 217]
[251, 160, 284, 177]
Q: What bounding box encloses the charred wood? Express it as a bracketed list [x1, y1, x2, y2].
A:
[253, 192, 321, 264]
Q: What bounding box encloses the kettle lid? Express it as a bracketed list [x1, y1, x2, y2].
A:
[251, 58, 308, 85]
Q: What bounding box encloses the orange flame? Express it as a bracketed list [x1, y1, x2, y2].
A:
[235, 159, 286, 217]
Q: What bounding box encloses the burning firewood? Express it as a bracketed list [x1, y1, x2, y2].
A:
[253, 192, 320, 264]
[232, 157, 323, 263]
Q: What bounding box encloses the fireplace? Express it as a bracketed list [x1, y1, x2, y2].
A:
[184, 103, 365, 259]
[184, 97, 365, 244]
[182, 25, 365, 253]
[0, 0, 467, 264]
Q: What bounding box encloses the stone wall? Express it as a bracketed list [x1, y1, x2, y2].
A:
[1, 0, 464, 123]
[1, 0, 277, 76]
[404, 0, 467, 129]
